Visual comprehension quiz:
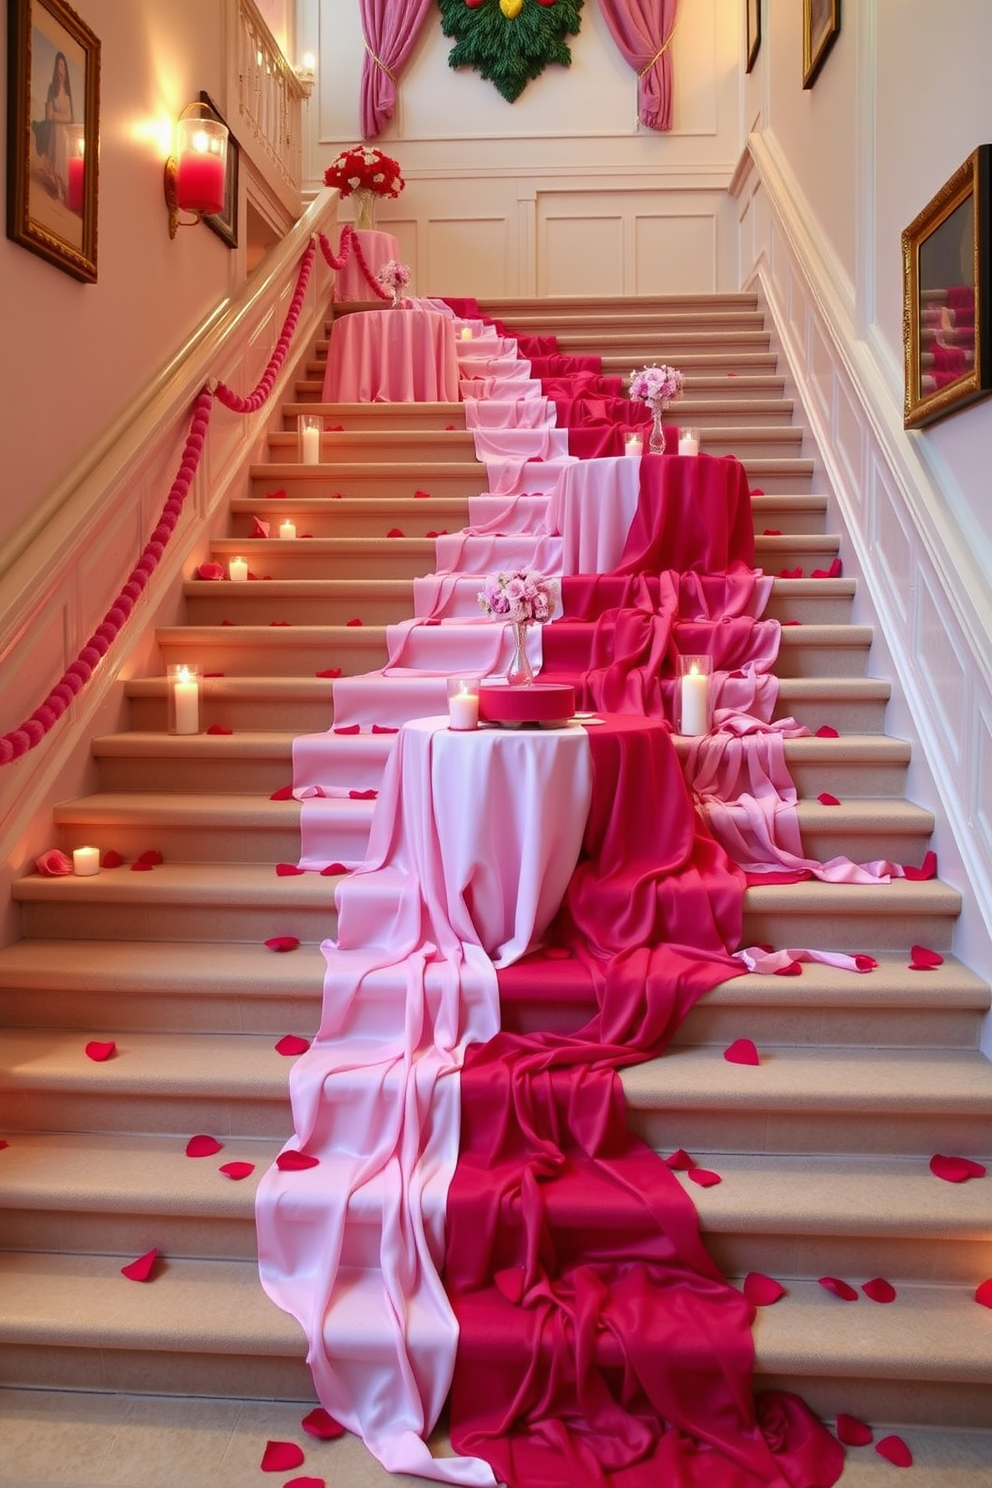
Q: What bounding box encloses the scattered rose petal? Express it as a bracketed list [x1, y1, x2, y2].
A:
[265, 937, 300, 953]
[276, 863, 306, 876]
[301, 1406, 345, 1441]
[975, 1278, 992, 1309]
[687, 1167, 721, 1187]
[818, 1276, 858, 1300]
[724, 1038, 760, 1065]
[266, 488, 287, 499]
[665, 1148, 695, 1171]
[270, 785, 294, 800]
[902, 850, 937, 881]
[196, 562, 224, 580]
[544, 946, 572, 960]
[817, 792, 841, 806]
[773, 960, 803, 976]
[137, 850, 163, 865]
[219, 1161, 255, 1181]
[909, 944, 943, 970]
[250, 517, 270, 537]
[260, 1440, 305, 1472]
[875, 1436, 912, 1467]
[276, 1150, 320, 1171]
[320, 863, 349, 876]
[413, 489, 431, 498]
[386, 528, 404, 538]
[130, 861, 153, 872]
[854, 954, 878, 971]
[930, 1153, 986, 1182]
[204, 672, 225, 677]
[0, 1139, 8, 1150]
[334, 724, 361, 735]
[121, 1248, 158, 1282]
[346, 618, 363, 627]
[762, 528, 782, 536]
[812, 557, 843, 578]
[316, 668, 342, 678]
[101, 850, 125, 867]
[815, 725, 839, 737]
[270, 621, 292, 627]
[85, 1040, 116, 1062]
[36, 849, 74, 877]
[743, 1272, 785, 1305]
[349, 789, 377, 800]
[862, 1277, 897, 1303]
[206, 724, 233, 735]
[286, 1478, 325, 1488]
[275, 1034, 311, 1056]
[185, 1134, 223, 1158]
[371, 724, 398, 734]
[778, 566, 803, 579]
[836, 1414, 873, 1446]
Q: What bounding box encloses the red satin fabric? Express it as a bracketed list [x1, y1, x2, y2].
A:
[444, 719, 843, 1487]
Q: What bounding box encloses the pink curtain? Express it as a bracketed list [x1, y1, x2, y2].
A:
[595, 0, 679, 132]
[359, 0, 434, 140]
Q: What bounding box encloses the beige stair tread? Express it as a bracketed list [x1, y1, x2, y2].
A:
[184, 575, 417, 596]
[620, 1045, 992, 1114]
[11, 861, 339, 906]
[0, 936, 328, 991]
[53, 794, 306, 828]
[92, 729, 297, 757]
[124, 674, 337, 700]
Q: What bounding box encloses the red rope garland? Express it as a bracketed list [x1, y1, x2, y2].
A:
[0, 237, 321, 765]
[317, 226, 393, 302]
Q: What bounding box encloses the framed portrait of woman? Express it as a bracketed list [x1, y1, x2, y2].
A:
[6, 0, 100, 282]
[803, 0, 840, 89]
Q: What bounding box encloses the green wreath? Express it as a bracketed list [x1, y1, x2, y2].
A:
[438, 0, 584, 104]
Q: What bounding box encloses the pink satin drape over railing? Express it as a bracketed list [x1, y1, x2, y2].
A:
[359, 0, 435, 139]
[595, 0, 679, 132]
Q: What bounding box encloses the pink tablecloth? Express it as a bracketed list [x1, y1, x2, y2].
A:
[323, 308, 461, 404]
[333, 229, 400, 303]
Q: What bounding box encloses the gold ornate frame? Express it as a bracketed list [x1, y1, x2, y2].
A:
[746, 0, 761, 74]
[803, 0, 840, 89]
[902, 146, 992, 430]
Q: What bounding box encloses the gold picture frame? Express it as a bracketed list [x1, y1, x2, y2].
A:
[6, 0, 100, 282]
[198, 91, 239, 250]
[803, 0, 840, 89]
[902, 146, 992, 430]
[746, 0, 761, 74]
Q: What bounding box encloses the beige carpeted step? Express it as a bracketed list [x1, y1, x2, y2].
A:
[284, 394, 800, 431]
[295, 371, 792, 403]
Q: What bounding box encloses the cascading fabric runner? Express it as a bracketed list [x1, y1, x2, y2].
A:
[256, 295, 845, 1488]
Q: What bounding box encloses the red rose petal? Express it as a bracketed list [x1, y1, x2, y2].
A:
[975, 1278, 992, 1308]
[875, 1435, 912, 1467]
[371, 724, 399, 734]
[285, 1477, 325, 1488]
[101, 850, 125, 868]
[36, 849, 74, 877]
[136, 850, 163, 865]
[85, 1040, 116, 1062]
[811, 557, 843, 579]
[930, 1153, 986, 1182]
[0, 1139, 9, 1149]
[196, 562, 224, 580]
[743, 1272, 785, 1305]
[902, 850, 938, 881]
[854, 954, 878, 971]
[386, 528, 404, 538]
[762, 528, 782, 536]
[818, 1276, 859, 1300]
[909, 944, 943, 970]
[275, 1034, 311, 1056]
[321, 863, 349, 876]
[276, 1149, 320, 1171]
[250, 516, 270, 537]
[687, 1167, 721, 1187]
[346, 618, 363, 627]
[817, 792, 841, 806]
[773, 960, 803, 976]
[301, 1406, 345, 1441]
[130, 861, 153, 871]
[778, 566, 803, 579]
[836, 1413, 873, 1446]
[334, 724, 361, 735]
[266, 488, 287, 499]
[270, 621, 292, 627]
[219, 1161, 255, 1180]
[260, 1440, 305, 1472]
[121, 1247, 158, 1282]
[815, 725, 839, 737]
[413, 489, 431, 498]
[316, 668, 343, 679]
[276, 863, 306, 876]
[206, 723, 233, 735]
[270, 785, 295, 800]
[265, 936, 300, 953]
[724, 1038, 760, 1065]
[664, 1148, 695, 1171]
[348, 789, 378, 800]
[862, 1276, 897, 1303]
[185, 1134, 223, 1158]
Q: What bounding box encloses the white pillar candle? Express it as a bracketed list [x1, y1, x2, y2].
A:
[229, 557, 248, 582]
[460, 326, 473, 340]
[678, 427, 700, 456]
[279, 519, 297, 540]
[73, 846, 101, 876]
[301, 425, 321, 464]
[680, 665, 710, 736]
[624, 435, 643, 457]
[169, 665, 200, 735]
[447, 677, 480, 731]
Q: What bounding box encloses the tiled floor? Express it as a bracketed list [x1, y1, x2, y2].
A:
[1, 1390, 990, 1487]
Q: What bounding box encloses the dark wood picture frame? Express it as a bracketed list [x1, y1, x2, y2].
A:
[6, 0, 100, 282]
[746, 0, 761, 74]
[198, 91, 239, 249]
[902, 146, 992, 430]
[803, 0, 840, 89]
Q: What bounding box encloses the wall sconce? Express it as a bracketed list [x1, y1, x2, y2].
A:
[294, 53, 316, 98]
[164, 101, 229, 239]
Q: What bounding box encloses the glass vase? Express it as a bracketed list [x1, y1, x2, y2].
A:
[649, 404, 667, 455]
[353, 189, 376, 231]
[507, 621, 534, 687]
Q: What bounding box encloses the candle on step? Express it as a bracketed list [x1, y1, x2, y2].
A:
[299, 414, 322, 465]
[73, 846, 101, 876]
[678, 427, 700, 456]
[447, 677, 480, 731]
[229, 557, 248, 582]
[279, 519, 297, 540]
[677, 655, 712, 736]
[460, 326, 473, 340]
[624, 434, 643, 457]
[168, 664, 201, 735]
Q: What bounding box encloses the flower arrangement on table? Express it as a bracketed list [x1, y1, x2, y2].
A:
[323, 145, 405, 230]
[478, 569, 559, 687]
[375, 258, 412, 307]
[628, 362, 684, 454]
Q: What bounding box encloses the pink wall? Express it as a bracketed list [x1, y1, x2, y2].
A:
[0, 0, 242, 558]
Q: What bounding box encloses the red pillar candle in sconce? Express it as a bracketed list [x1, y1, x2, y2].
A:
[165, 104, 229, 237]
[66, 127, 85, 214]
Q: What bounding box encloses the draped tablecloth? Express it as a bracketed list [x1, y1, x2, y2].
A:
[332, 228, 400, 303]
[322, 307, 461, 403]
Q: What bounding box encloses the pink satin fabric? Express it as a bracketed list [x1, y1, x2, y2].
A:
[322, 307, 461, 403]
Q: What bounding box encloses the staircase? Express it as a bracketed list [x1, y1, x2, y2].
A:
[1, 293, 990, 1485]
